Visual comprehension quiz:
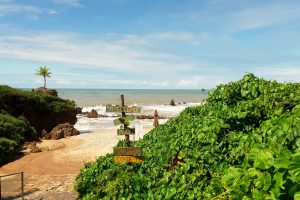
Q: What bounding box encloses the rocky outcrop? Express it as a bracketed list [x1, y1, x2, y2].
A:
[135, 115, 167, 119]
[33, 87, 58, 97]
[170, 99, 175, 106]
[0, 85, 78, 137]
[85, 109, 98, 118]
[43, 123, 80, 140]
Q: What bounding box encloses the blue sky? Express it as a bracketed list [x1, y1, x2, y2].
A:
[0, 0, 300, 89]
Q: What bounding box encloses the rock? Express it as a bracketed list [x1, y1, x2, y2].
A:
[25, 142, 42, 153]
[42, 129, 48, 138]
[34, 87, 58, 97]
[170, 99, 176, 106]
[30, 145, 42, 153]
[43, 123, 80, 140]
[0, 86, 78, 137]
[76, 107, 82, 114]
[136, 115, 167, 119]
[85, 109, 98, 118]
[153, 110, 159, 128]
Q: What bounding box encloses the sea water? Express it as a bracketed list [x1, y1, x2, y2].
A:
[56, 89, 208, 135]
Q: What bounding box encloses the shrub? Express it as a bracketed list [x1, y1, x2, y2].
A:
[0, 138, 18, 165]
[0, 113, 36, 165]
[75, 74, 300, 199]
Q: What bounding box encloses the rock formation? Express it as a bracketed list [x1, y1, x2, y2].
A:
[85, 109, 99, 118]
[43, 123, 80, 140]
[0, 86, 78, 136]
[34, 87, 58, 97]
[170, 99, 176, 106]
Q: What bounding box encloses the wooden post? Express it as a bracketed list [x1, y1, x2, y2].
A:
[21, 172, 24, 200]
[0, 176, 2, 200]
[121, 95, 130, 147]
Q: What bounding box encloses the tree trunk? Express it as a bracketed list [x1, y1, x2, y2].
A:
[44, 76, 46, 88]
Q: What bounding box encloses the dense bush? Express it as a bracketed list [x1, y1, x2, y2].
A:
[0, 113, 36, 165]
[0, 85, 76, 113]
[0, 138, 18, 165]
[0, 85, 76, 166]
[75, 74, 300, 199]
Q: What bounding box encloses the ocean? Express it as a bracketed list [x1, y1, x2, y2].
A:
[57, 89, 208, 107]
[56, 89, 208, 134]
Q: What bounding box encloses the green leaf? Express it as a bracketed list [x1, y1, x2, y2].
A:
[221, 167, 242, 189]
[249, 148, 274, 170]
[295, 192, 300, 200]
[289, 152, 300, 182]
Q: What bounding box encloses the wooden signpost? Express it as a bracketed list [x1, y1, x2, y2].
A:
[106, 95, 144, 163]
[114, 156, 144, 163]
[113, 147, 142, 156]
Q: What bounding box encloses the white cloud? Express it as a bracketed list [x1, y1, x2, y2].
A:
[0, 32, 196, 76]
[50, 0, 81, 6]
[254, 66, 300, 82]
[228, 2, 300, 32]
[116, 31, 209, 46]
[178, 76, 205, 87]
[0, 2, 41, 17]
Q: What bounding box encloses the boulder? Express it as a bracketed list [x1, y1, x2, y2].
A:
[85, 109, 98, 118]
[34, 87, 58, 97]
[43, 123, 80, 140]
[170, 99, 176, 106]
[136, 115, 167, 119]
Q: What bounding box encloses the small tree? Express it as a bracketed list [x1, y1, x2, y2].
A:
[35, 66, 51, 88]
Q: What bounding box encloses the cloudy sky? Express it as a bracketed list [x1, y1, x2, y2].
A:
[0, 0, 300, 89]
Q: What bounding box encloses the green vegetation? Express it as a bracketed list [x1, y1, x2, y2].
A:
[0, 113, 36, 165]
[75, 74, 300, 199]
[0, 85, 77, 165]
[0, 85, 76, 114]
[35, 66, 51, 88]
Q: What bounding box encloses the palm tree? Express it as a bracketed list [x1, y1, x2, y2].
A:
[35, 66, 51, 88]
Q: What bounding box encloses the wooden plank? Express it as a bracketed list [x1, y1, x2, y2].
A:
[113, 115, 135, 126]
[106, 105, 141, 113]
[114, 156, 144, 163]
[117, 128, 135, 135]
[114, 147, 142, 156]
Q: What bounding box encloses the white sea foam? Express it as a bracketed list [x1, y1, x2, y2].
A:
[75, 102, 203, 133]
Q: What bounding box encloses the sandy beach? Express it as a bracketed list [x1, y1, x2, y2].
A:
[0, 122, 154, 199]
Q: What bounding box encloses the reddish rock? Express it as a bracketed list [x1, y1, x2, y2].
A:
[34, 87, 58, 97]
[43, 123, 80, 140]
[85, 109, 98, 118]
[153, 110, 159, 128]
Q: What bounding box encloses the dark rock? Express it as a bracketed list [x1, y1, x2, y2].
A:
[170, 99, 176, 106]
[98, 114, 109, 118]
[76, 107, 82, 114]
[34, 87, 58, 97]
[85, 109, 98, 118]
[43, 123, 80, 140]
[136, 115, 167, 119]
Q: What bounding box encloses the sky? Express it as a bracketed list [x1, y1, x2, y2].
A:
[0, 0, 300, 89]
